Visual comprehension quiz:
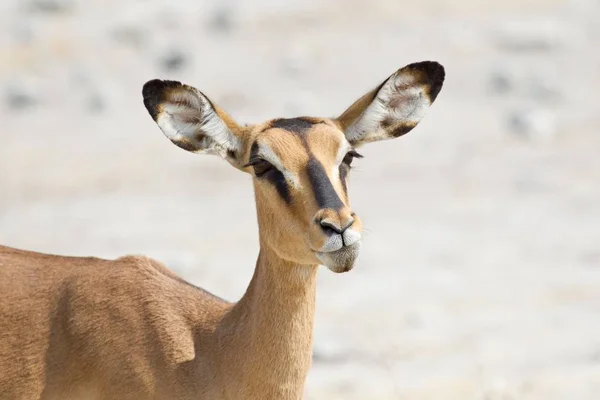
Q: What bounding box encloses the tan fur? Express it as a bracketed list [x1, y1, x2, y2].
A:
[0, 245, 315, 399]
[0, 61, 444, 399]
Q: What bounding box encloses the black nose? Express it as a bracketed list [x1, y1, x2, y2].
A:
[319, 218, 354, 235]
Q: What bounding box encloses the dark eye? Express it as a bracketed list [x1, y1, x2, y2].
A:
[251, 159, 273, 177]
[342, 150, 363, 167]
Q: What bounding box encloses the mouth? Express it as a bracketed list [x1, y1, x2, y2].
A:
[315, 241, 362, 273]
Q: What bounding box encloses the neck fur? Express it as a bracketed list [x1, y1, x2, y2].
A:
[215, 245, 318, 399]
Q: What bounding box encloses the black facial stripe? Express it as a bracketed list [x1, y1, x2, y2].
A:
[307, 158, 344, 210]
[270, 117, 316, 135]
[249, 141, 291, 204]
[266, 169, 291, 204]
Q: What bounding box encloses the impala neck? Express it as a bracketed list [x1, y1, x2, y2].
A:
[220, 244, 318, 398]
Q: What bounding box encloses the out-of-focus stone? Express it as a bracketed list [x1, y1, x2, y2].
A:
[159, 49, 187, 72]
[87, 93, 105, 113]
[507, 108, 558, 142]
[492, 20, 578, 52]
[111, 24, 146, 49]
[528, 70, 562, 103]
[208, 4, 236, 34]
[4, 81, 39, 110]
[281, 44, 315, 77]
[25, 0, 74, 13]
[489, 69, 513, 95]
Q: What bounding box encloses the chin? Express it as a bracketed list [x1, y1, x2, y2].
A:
[316, 242, 362, 273]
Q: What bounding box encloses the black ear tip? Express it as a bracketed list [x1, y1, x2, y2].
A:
[142, 79, 164, 99]
[406, 61, 445, 102]
[142, 79, 167, 121]
[409, 61, 445, 81]
[142, 79, 184, 99]
[142, 79, 184, 121]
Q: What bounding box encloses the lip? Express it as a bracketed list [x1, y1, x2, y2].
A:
[315, 240, 360, 255]
[315, 241, 362, 273]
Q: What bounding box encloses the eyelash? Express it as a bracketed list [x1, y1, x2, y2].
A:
[244, 159, 274, 177]
[245, 150, 363, 177]
[342, 150, 363, 167]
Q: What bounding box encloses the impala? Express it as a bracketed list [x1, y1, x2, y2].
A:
[0, 61, 445, 399]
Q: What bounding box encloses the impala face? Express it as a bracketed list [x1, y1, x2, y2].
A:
[143, 61, 445, 272]
[244, 117, 364, 272]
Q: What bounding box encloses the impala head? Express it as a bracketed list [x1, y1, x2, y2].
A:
[143, 61, 444, 273]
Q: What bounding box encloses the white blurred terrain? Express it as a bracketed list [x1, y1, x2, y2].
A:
[1, 0, 600, 398]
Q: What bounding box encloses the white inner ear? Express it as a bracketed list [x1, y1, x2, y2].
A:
[157, 89, 240, 157]
[345, 72, 429, 143]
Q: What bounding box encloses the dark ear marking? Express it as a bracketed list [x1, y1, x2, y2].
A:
[407, 61, 445, 103]
[141, 78, 246, 162]
[142, 79, 185, 121]
[388, 121, 418, 138]
[171, 137, 199, 152]
[336, 61, 445, 145]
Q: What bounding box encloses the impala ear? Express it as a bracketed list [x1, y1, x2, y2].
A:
[142, 79, 247, 167]
[336, 61, 445, 146]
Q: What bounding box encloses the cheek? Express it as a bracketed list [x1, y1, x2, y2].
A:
[256, 183, 307, 231]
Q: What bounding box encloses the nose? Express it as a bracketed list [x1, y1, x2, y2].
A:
[314, 209, 361, 251]
[319, 217, 354, 235]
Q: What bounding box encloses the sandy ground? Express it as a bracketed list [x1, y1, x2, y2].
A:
[1, 0, 600, 398]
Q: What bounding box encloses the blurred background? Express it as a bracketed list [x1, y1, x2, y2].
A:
[1, 0, 599, 398]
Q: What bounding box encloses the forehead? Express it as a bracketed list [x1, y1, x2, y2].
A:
[251, 117, 349, 165]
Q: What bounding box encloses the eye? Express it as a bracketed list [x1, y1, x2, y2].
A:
[342, 150, 363, 167]
[250, 159, 274, 177]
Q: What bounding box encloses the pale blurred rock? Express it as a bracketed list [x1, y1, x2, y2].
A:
[507, 108, 558, 142]
[87, 93, 105, 113]
[281, 44, 314, 77]
[4, 81, 39, 110]
[208, 4, 237, 33]
[489, 69, 513, 95]
[159, 49, 188, 72]
[492, 20, 578, 52]
[528, 71, 562, 103]
[111, 24, 146, 49]
[25, 0, 74, 13]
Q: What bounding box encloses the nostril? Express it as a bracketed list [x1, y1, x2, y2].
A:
[319, 220, 342, 235]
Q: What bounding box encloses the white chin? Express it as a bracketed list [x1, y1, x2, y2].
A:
[316, 241, 362, 273]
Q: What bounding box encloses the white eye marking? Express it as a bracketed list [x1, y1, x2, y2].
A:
[331, 141, 352, 181]
[256, 142, 301, 188]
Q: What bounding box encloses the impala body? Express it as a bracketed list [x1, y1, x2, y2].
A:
[0, 61, 444, 399]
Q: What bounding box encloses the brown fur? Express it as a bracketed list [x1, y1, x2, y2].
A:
[0, 61, 444, 399]
[0, 245, 317, 400]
